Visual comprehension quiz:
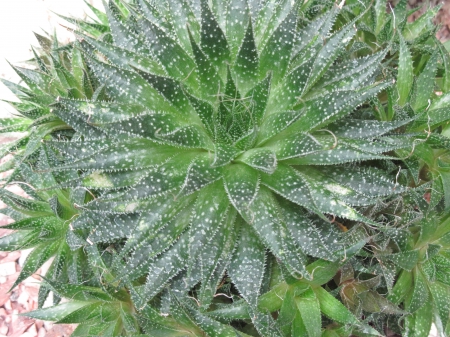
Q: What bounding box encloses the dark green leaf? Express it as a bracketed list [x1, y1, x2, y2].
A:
[228, 224, 266, 307]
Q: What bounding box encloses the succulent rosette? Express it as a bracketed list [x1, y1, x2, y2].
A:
[36, 0, 419, 314]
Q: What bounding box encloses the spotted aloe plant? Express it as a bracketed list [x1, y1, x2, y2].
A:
[52, 0, 415, 312]
[1, 0, 450, 336]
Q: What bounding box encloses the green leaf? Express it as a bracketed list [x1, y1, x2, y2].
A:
[158, 124, 214, 150]
[259, 10, 296, 85]
[388, 270, 413, 304]
[86, 57, 175, 111]
[48, 137, 112, 161]
[412, 51, 438, 111]
[58, 302, 106, 324]
[266, 132, 325, 161]
[291, 8, 336, 62]
[266, 57, 314, 112]
[437, 39, 450, 93]
[84, 169, 143, 189]
[83, 0, 108, 25]
[255, 0, 292, 51]
[136, 0, 172, 33]
[0, 231, 36, 251]
[80, 248, 113, 293]
[50, 105, 104, 139]
[405, 268, 429, 313]
[412, 107, 450, 131]
[49, 55, 79, 94]
[33, 32, 52, 52]
[166, 0, 201, 55]
[223, 65, 241, 106]
[38, 244, 70, 307]
[292, 311, 308, 337]
[234, 19, 259, 94]
[260, 164, 320, 215]
[249, 309, 284, 337]
[441, 172, 450, 211]
[404, 300, 433, 337]
[327, 118, 411, 139]
[12, 65, 60, 97]
[189, 309, 248, 337]
[91, 113, 212, 150]
[287, 82, 390, 134]
[223, 163, 259, 214]
[197, 208, 237, 310]
[77, 212, 138, 244]
[165, 294, 205, 334]
[71, 46, 85, 87]
[12, 241, 61, 290]
[0, 189, 53, 216]
[313, 286, 358, 324]
[277, 287, 297, 335]
[141, 233, 190, 304]
[0, 118, 32, 133]
[115, 203, 192, 281]
[188, 29, 223, 102]
[374, 0, 387, 34]
[1, 78, 31, 97]
[1, 216, 56, 231]
[22, 301, 93, 322]
[226, 0, 250, 58]
[429, 282, 450, 328]
[212, 143, 242, 167]
[228, 224, 266, 307]
[57, 14, 108, 39]
[78, 34, 166, 76]
[305, 259, 341, 287]
[134, 70, 195, 117]
[263, 165, 374, 223]
[397, 35, 414, 106]
[317, 50, 386, 92]
[296, 287, 321, 337]
[200, 0, 230, 70]
[245, 72, 271, 128]
[281, 203, 344, 261]
[86, 153, 197, 213]
[256, 110, 304, 145]
[178, 153, 223, 196]
[392, 0, 408, 30]
[289, 137, 399, 165]
[304, 20, 357, 94]
[187, 181, 230, 272]
[139, 19, 198, 90]
[317, 166, 407, 200]
[184, 92, 216, 135]
[236, 148, 277, 174]
[53, 139, 180, 172]
[120, 306, 139, 332]
[379, 250, 420, 272]
[71, 319, 122, 337]
[402, 6, 438, 41]
[243, 187, 309, 279]
[105, 0, 146, 53]
[112, 196, 194, 276]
